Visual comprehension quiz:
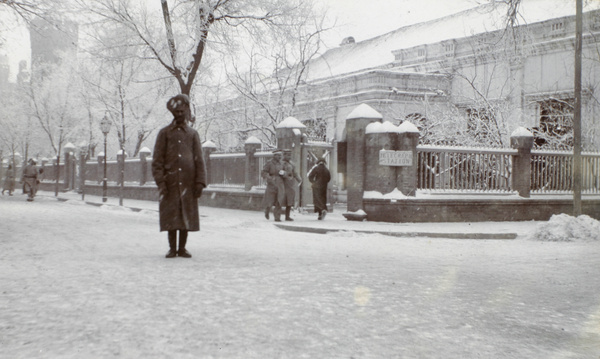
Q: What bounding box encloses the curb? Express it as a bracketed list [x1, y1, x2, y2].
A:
[274, 223, 517, 240]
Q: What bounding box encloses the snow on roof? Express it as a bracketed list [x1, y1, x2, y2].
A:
[511, 126, 533, 137]
[306, 0, 600, 81]
[245, 136, 262, 144]
[347, 104, 383, 120]
[276, 117, 306, 129]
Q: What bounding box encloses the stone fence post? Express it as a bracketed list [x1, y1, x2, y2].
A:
[510, 127, 534, 198]
[97, 152, 105, 184]
[202, 141, 217, 185]
[345, 104, 383, 212]
[63, 142, 75, 190]
[396, 121, 420, 196]
[244, 136, 262, 191]
[139, 147, 152, 186]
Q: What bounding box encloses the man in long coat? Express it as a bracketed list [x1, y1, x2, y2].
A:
[152, 94, 207, 258]
[281, 149, 302, 221]
[21, 159, 39, 202]
[308, 158, 331, 220]
[261, 150, 285, 221]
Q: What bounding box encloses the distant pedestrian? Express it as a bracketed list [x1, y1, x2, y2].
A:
[21, 159, 39, 202]
[261, 149, 285, 221]
[152, 94, 207, 259]
[307, 158, 331, 220]
[281, 149, 302, 221]
[2, 164, 16, 196]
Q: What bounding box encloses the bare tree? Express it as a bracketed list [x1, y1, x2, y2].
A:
[76, 0, 312, 98]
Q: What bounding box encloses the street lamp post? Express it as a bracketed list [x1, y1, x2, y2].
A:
[100, 113, 112, 203]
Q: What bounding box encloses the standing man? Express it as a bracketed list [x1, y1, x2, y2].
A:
[308, 158, 331, 220]
[152, 94, 207, 258]
[261, 149, 285, 222]
[281, 149, 302, 221]
[21, 159, 39, 202]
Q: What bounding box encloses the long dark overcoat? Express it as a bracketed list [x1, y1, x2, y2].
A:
[261, 158, 285, 207]
[308, 163, 331, 213]
[152, 121, 207, 232]
[281, 160, 301, 207]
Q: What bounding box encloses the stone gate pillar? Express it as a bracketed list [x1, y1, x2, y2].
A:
[396, 121, 420, 196]
[365, 121, 398, 194]
[244, 136, 262, 191]
[345, 104, 382, 212]
[510, 127, 534, 198]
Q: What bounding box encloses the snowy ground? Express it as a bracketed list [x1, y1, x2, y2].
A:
[1, 193, 600, 358]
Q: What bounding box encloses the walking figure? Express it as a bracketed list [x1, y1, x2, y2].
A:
[21, 159, 39, 202]
[261, 149, 285, 222]
[2, 164, 16, 196]
[281, 149, 302, 221]
[152, 94, 207, 258]
[308, 158, 331, 220]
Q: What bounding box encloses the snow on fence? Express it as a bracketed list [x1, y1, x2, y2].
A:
[417, 145, 600, 194]
[417, 145, 516, 193]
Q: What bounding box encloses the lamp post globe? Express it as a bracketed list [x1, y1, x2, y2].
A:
[100, 113, 111, 203]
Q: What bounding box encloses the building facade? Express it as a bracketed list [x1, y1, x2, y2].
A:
[202, 1, 600, 152]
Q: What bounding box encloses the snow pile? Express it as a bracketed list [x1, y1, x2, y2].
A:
[527, 214, 600, 242]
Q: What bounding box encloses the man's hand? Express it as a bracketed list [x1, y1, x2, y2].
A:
[194, 183, 205, 198]
[158, 183, 168, 200]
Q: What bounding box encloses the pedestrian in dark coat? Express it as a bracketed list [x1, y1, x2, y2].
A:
[281, 149, 301, 221]
[261, 150, 285, 221]
[152, 94, 207, 258]
[2, 164, 16, 196]
[307, 158, 331, 220]
[21, 159, 39, 202]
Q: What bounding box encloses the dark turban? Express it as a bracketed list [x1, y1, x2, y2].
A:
[166, 94, 190, 114]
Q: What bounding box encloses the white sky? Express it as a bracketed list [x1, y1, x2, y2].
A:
[0, 0, 479, 82]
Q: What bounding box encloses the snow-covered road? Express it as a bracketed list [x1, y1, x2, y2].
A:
[1, 195, 600, 358]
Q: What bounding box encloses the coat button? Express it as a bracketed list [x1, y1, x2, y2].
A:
[178, 154, 182, 157]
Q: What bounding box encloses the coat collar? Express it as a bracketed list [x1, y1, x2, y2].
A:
[167, 120, 189, 132]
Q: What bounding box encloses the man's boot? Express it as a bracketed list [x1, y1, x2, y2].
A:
[166, 231, 177, 258]
[274, 206, 282, 222]
[285, 206, 293, 221]
[264, 207, 270, 220]
[178, 230, 192, 258]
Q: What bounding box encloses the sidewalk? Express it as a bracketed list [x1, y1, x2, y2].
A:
[36, 190, 541, 240]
